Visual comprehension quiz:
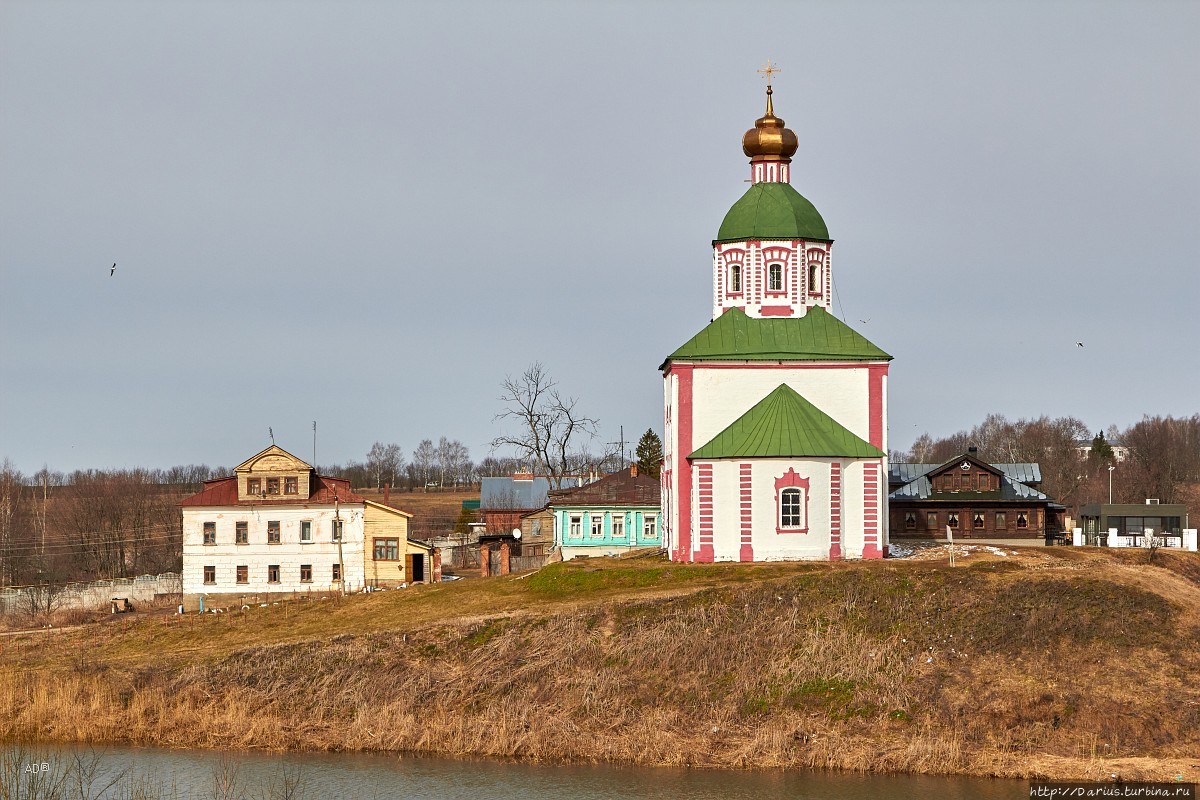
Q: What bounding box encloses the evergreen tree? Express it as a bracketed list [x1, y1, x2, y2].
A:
[1090, 430, 1115, 462]
[453, 504, 476, 535]
[635, 429, 663, 480]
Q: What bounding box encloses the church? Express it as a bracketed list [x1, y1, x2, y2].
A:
[660, 80, 892, 562]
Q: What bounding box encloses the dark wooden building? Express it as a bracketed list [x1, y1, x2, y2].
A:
[889, 448, 1065, 542]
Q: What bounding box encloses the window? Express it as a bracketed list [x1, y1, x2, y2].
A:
[612, 515, 625, 538]
[973, 511, 985, 529]
[730, 264, 742, 293]
[768, 263, 783, 292]
[569, 515, 582, 537]
[374, 538, 399, 561]
[775, 469, 809, 533]
[995, 512, 1007, 529]
[1016, 512, 1028, 529]
[590, 515, 603, 537]
[331, 563, 341, 582]
[300, 564, 312, 583]
[203, 521, 216, 545]
[780, 488, 804, 529]
[266, 478, 280, 495]
[947, 511, 960, 529]
[978, 474, 990, 491]
[247, 478, 261, 495]
[267, 521, 280, 544]
[299, 520, 312, 543]
[927, 511, 938, 529]
[268, 564, 280, 584]
[203, 565, 216, 584]
[284, 476, 298, 495]
[236, 565, 248, 584]
[643, 515, 657, 539]
[331, 519, 344, 541]
[808, 262, 820, 294]
[235, 521, 248, 544]
[904, 511, 916, 530]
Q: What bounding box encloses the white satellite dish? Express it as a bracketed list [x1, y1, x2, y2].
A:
[512, 528, 522, 540]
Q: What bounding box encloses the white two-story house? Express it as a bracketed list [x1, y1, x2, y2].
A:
[180, 445, 374, 610]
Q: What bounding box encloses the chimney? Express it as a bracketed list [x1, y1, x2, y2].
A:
[384, 483, 390, 503]
[967, 446, 978, 456]
[630, 464, 638, 477]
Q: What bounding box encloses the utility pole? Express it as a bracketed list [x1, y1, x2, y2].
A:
[335, 496, 345, 596]
[1108, 465, 1115, 504]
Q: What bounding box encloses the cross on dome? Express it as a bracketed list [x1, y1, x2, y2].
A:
[756, 58, 781, 87]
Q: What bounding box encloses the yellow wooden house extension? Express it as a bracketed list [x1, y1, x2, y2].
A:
[363, 500, 435, 586]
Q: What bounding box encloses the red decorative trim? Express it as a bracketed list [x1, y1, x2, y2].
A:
[697, 463, 714, 562]
[679, 362, 883, 371]
[674, 366, 694, 562]
[868, 364, 887, 451]
[739, 463, 753, 562]
[774, 468, 810, 534]
[829, 461, 843, 560]
[760, 305, 794, 317]
[862, 461, 882, 559]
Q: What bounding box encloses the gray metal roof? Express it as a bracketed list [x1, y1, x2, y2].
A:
[888, 474, 1049, 502]
[480, 476, 583, 509]
[888, 462, 1041, 485]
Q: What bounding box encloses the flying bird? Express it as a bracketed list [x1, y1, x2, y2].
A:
[110, 263, 116, 277]
[1076, 341, 1084, 348]
[859, 318, 870, 324]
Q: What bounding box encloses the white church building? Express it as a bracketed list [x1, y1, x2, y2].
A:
[661, 83, 892, 562]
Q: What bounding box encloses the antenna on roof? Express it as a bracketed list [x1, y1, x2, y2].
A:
[313, 420, 317, 467]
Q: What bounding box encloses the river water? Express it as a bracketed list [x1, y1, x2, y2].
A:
[3, 743, 1029, 799]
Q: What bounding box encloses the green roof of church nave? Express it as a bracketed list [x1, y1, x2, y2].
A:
[690, 384, 884, 460]
[716, 182, 830, 243]
[663, 306, 891, 366]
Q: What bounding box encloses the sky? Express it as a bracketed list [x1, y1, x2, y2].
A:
[1, 0, 1197, 475]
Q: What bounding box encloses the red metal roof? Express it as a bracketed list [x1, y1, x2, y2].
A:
[179, 475, 365, 507]
[547, 467, 661, 507]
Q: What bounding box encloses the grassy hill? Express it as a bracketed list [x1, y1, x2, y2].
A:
[1, 546, 1198, 781]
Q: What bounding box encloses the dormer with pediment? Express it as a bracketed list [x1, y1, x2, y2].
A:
[926, 450, 1004, 495]
[233, 445, 314, 501]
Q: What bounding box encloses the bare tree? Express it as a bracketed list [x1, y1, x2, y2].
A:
[434, 437, 471, 488]
[366, 442, 404, 490]
[0, 460, 29, 587]
[411, 439, 437, 489]
[492, 363, 598, 489]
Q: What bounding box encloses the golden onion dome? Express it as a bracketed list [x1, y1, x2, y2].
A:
[742, 86, 798, 162]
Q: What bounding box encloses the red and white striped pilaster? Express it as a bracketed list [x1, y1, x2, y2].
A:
[829, 461, 843, 560]
[751, 161, 791, 184]
[697, 463, 714, 562]
[862, 461, 881, 559]
[739, 463, 753, 562]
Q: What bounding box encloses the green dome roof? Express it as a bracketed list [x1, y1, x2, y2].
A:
[716, 182, 829, 242]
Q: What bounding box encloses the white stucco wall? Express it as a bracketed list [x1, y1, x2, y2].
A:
[689, 364, 873, 453]
[662, 346, 888, 563]
[182, 504, 367, 601]
[694, 458, 880, 562]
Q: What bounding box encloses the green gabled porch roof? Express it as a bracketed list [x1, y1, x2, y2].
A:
[689, 384, 884, 460]
[662, 306, 890, 368]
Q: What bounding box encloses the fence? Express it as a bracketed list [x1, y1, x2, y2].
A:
[0, 572, 182, 617]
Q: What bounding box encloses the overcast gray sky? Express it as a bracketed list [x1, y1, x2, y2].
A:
[2, 0, 1197, 475]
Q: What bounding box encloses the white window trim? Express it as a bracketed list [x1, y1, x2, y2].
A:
[612, 514, 625, 538]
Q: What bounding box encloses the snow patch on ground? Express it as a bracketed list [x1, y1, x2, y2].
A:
[888, 542, 1015, 560]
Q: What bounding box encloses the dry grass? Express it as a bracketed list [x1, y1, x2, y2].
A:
[2, 547, 1199, 782]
